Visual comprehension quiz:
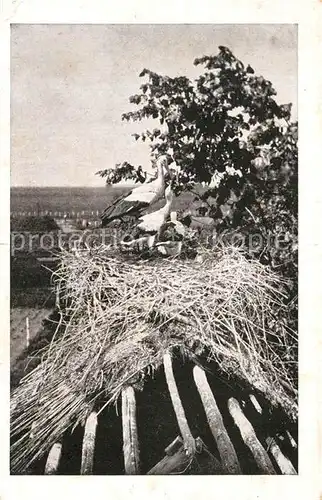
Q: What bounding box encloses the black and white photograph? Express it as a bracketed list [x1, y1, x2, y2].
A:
[9, 24, 298, 476]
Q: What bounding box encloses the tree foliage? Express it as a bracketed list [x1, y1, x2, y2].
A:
[97, 46, 297, 282]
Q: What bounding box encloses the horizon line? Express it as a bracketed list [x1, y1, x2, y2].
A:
[10, 184, 126, 189]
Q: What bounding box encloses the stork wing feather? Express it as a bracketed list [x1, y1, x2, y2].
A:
[101, 199, 149, 225]
[104, 188, 133, 211]
[101, 176, 164, 226]
[125, 177, 160, 201]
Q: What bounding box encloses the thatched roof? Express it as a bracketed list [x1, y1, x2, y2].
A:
[10, 244, 297, 473]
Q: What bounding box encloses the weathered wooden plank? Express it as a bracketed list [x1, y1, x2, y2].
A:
[193, 365, 241, 474]
[80, 411, 98, 475]
[147, 440, 190, 474]
[228, 397, 276, 474]
[122, 386, 140, 474]
[266, 437, 297, 474]
[165, 436, 183, 456]
[44, 443, 62, 475]
[147, 437, 223, 475]
[163, 352, 196, 457]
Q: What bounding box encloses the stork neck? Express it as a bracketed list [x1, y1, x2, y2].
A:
[157, 161, 165, 181]
[162, 195, 174, 219]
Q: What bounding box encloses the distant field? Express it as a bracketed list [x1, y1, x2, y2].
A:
[11, 186, 127, 214]
[10, 186, 204, 216]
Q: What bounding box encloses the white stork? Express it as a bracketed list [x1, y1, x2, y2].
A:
[122, 183, 174, 250]
[101, 155, 170, 226]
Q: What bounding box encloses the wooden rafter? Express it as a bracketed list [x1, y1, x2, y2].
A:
[193, 365, 241, 473]
[80, 411, 98, 475]
[44, 443, 62, 475]
[228, 397, 276, 474]
[122, 386, 140, 474]
[163, 352, 196, 457]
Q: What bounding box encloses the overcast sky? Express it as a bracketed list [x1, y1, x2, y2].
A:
[11, 24, 297, 187]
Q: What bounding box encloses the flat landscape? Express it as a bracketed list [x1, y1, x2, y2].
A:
[11, 186, 126, 214]
[10, 186, 204, 218]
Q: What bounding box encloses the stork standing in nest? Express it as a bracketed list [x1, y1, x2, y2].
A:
[122, 183, 174, 250]
[101, 156, 170, 227]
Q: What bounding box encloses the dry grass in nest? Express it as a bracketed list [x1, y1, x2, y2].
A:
[10, 243, 297, 473]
